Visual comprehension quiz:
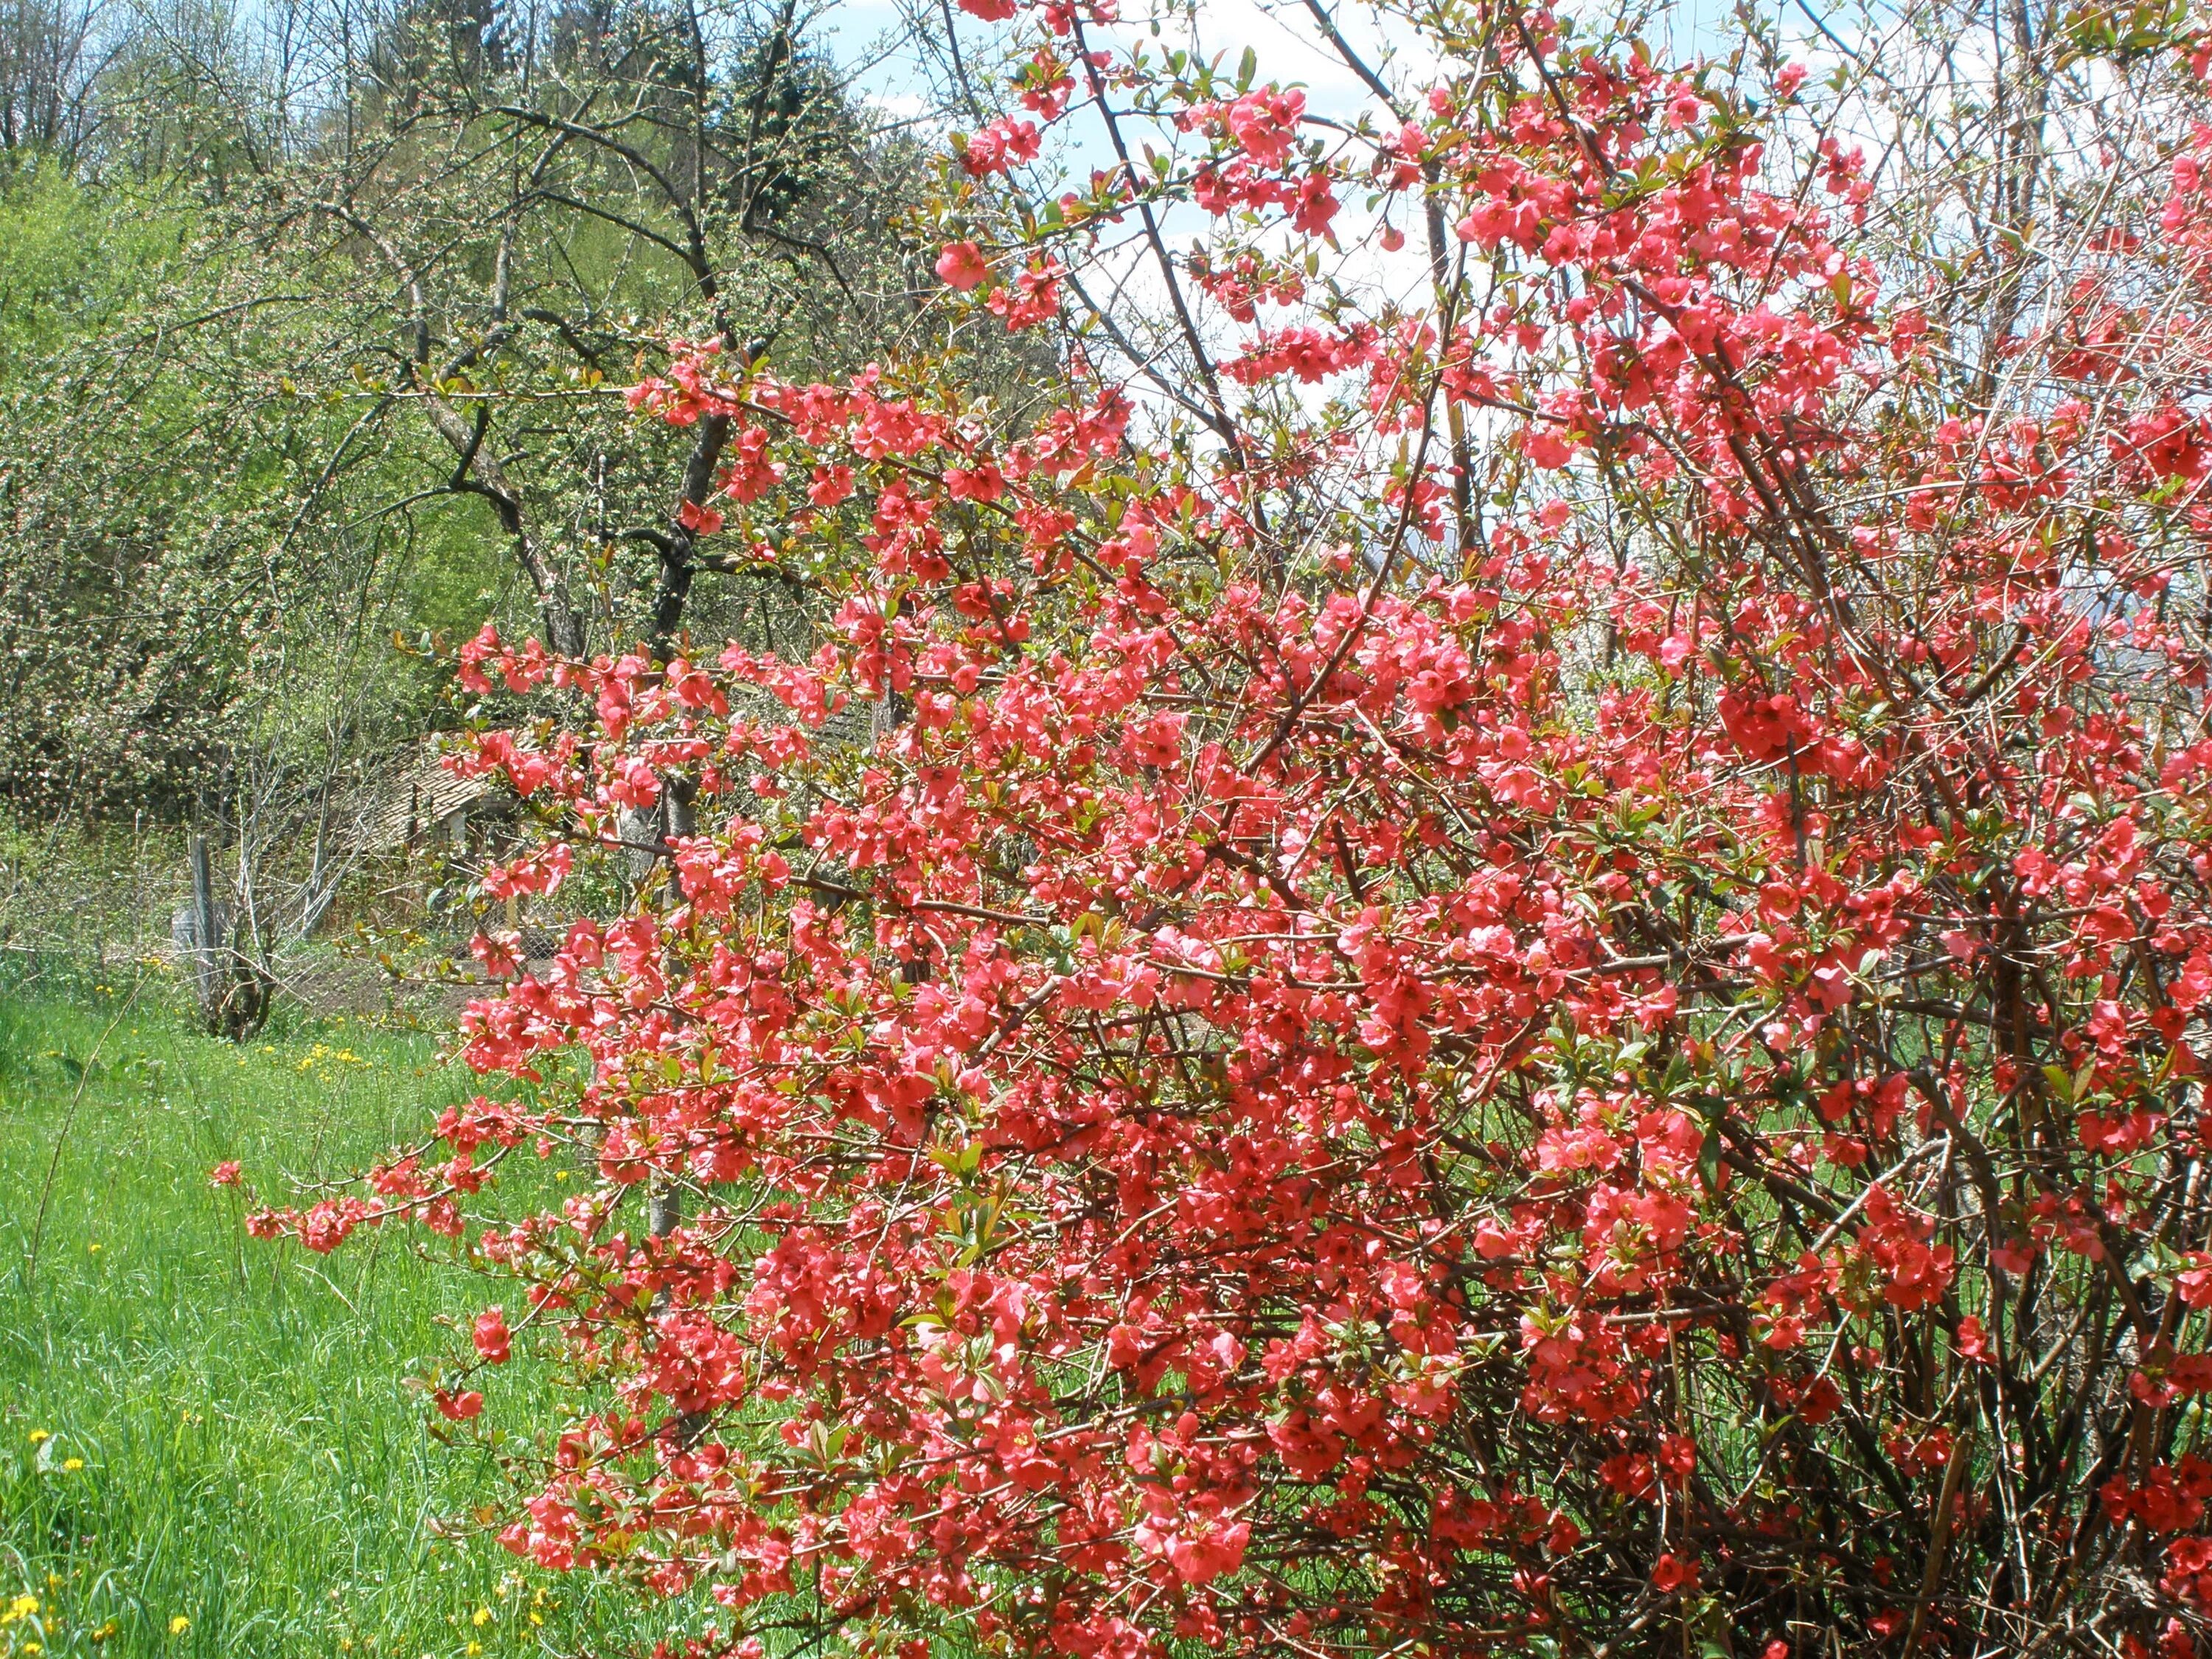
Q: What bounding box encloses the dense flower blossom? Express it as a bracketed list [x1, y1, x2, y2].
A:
[237, 2, 2212, 1655]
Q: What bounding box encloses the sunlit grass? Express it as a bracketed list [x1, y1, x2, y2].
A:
[0, 984, 686, 1659]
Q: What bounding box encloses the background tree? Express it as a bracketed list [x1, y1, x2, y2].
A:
[0, 0, 971, 1028]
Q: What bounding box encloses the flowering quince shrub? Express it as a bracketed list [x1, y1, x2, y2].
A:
[234, 0, 2212, 1653]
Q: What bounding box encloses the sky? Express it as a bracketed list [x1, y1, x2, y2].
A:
[793, 0, 1846, 439]
[810, 0, 1764, 121]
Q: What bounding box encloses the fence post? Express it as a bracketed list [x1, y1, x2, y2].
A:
[190, 832, 221, 1030]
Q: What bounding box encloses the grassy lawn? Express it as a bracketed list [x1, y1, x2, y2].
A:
[0, 981, 678, 1659]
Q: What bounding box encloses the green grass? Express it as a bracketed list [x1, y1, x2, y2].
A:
[0, 983, 681, 1659]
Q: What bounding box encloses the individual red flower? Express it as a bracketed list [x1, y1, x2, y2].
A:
[934, 241, 991, 291]
[473, 1308, 512, 1365]
[434, 1389, 485, 1422]
[677, 498, 725, 536]
[1651, 1554, 1699, 1593]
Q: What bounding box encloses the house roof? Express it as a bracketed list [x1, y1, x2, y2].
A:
[350, 742, 495, 852]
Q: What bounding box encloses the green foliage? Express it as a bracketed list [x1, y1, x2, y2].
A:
[0, 0, 983, 835]
[0, 164, 411, 818]
[0, 167, 186, 366]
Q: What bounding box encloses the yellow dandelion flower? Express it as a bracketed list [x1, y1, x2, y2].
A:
[26, 1430, 48, 1444]
[471, 1607, 493, 1627]
[61, 1458, 82, 1472]
[169, 1615, 189, 1635]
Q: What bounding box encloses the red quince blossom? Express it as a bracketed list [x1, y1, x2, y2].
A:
[1650, 1553, 1699, 1593]
[473, 1307, 513, 1364]
[434, 1388, 485, 1422]
[244, 7, 2212, 1656]
[1224, 88, 1304, 166]
[933, 240, 991, 291]
[676, 497, 724, 536]
[961, 117, 1041, 175]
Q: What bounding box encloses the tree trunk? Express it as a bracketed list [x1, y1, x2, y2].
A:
[187, 832, 273, 1042]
